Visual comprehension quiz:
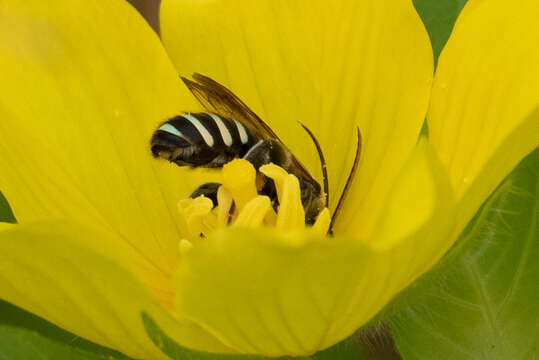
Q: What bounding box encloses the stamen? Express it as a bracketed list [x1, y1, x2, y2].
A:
[259, 163, 288, 201]
[176, 159, 330, 246]
[234, 196, 271, 228]
[312, 208, 331, 235]
[275, 174, 305, 230]
[178, 239, 193, 256]
[216, 186, 234, 227]
[221, 159, 258, 211]
[263, 207, 278, 227]
[177, 196, 215, 237]
[260, 163, 306, 230]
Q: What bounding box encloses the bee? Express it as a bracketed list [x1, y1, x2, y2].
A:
[151, 73, 361, 229]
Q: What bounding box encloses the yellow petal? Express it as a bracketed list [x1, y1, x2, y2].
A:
[0, 223, 15, 232]
[161, 0, 434, 237]
[0, 221, 233, 359]
[0, 0, 207, 278]
[370, 139, 438, 250]
[174, 141, 455, 356]
[428, 0, 539, 232]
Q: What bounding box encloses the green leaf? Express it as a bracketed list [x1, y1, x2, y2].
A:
[0, 326, 120, 360]
[413, 0, 467, 65]
[0, 191, 16, 223]
[387, 146, 539, 359]
[0, 300, 132, 360]
[142, 312, 368, 360]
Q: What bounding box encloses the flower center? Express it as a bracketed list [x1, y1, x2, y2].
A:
[177, 159, 330, 246]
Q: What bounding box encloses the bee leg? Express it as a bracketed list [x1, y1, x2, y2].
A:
[243, 140, 286, 212]
[242, 140, 273, 169]
[189, 182, 221, 206]
[260, 178, 279, 211]
[242, 139, 286, 169]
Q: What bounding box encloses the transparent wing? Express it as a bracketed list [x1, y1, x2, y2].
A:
[181, 73, 281, 142]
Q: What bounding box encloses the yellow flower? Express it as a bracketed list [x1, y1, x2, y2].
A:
[0, 0, 537, 358]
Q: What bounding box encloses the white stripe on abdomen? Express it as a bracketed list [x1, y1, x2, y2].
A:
[208, 113, 233, 146]
[158, 123, 184, 138]
[184, 113, 215, 147]
[234, 120, 249, 144]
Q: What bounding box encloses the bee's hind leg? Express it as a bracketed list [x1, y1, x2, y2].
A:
[242, 139, 286, 169]
[242, 140, 284, 211]
[189, 182, 221, 206]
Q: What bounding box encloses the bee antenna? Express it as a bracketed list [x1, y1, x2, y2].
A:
[298, 122, 329, 206]
[329, 127, 362, 234]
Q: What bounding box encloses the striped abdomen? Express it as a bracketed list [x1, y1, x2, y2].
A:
[151, 112, 259, 168]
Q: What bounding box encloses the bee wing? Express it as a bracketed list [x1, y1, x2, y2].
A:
[182, 73, 318, 185]
[181, 73, 281, 142]
[288, 155, 319, 186]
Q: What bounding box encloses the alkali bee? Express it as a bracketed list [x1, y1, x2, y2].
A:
[151, 73, 361, 229]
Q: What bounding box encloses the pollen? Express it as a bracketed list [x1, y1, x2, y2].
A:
[177, 159, 330, 242]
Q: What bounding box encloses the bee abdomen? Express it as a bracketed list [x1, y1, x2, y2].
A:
[151, 112, 257, 167]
